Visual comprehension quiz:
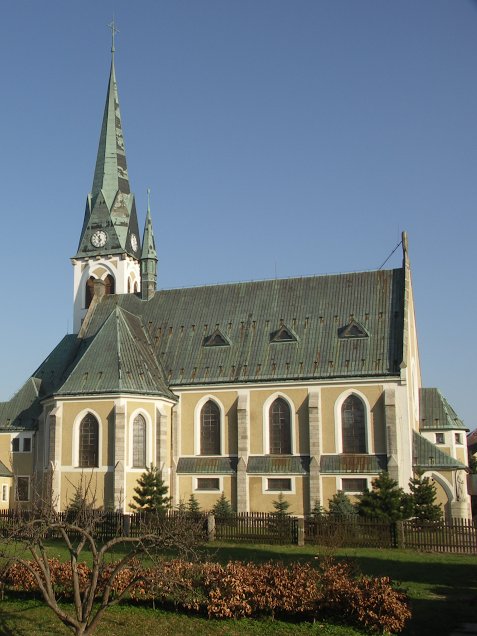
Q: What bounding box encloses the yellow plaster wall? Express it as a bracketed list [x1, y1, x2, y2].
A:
[432, 479, 448, 513]
[0, 434, 11, 472]
[60, 471, 107, 511]
[176, 475, 234, 510]
[320, 385, 385, 454]
[248, 476, 305, 514]
[321, 476, 337, 510]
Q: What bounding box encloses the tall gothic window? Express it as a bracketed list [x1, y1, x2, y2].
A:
[341, 395, 366, 453]
[269, 397, 291, 454]
[79, 413, 99, 467]
[132, 414, 147, 468]
[200, 400, 221, 455]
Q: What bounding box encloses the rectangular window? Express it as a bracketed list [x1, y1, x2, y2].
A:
[1, 484, 7, 502]
[23, 438, 32, 452]
[342, 478, 367, 493]
[267, 478, 292, 492]
[435, 433, 444, 444]
[455, 433, 462, 445]
[196, 478, 220, 491]
[11, 438, 20, 453]
[15, 477, 30, 502]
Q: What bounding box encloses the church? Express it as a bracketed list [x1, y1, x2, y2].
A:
[0, 40, 471, 520]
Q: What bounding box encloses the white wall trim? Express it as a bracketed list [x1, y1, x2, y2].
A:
[261, 476, 296, 494]
[193, 475, 223, 493]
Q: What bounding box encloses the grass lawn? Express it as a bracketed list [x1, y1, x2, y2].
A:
[0, 540, 475, 635]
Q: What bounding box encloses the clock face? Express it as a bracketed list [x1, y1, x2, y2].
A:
[130, 233, 138, 252]
[91, 230, 107, 248]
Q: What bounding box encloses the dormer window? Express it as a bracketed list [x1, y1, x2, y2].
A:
[338, 319, 368, 339]
[203, 329, 230, 347]
[270, 325, 297, 343]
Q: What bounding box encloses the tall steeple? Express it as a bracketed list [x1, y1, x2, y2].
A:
[141, 189, 158, 301]
[72, 24, 142, 333]
[74, 23, 141, 261]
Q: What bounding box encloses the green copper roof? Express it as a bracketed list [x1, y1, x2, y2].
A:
[247, 456, 310, 474]
[320, 454, 387, 474]
[0, 460, 12, 477]
[176, 457, 238, 474]
[141, 205, 157, 261]
[82, 267, 404, 385]
[56, 307, 175, 399]
[0, 377, 42, 430]
[75, 56, 141, 260]
[412, 430, 466, 470]
[420, 388, 467, 431]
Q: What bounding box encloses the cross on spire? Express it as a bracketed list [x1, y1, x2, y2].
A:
[108, 18, 119, 54]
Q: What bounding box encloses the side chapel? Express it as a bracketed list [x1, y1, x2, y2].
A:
[0, 40, 471, 520]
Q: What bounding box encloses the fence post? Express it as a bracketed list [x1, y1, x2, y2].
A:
[123, 513, 131, 537]
[395, 520, 404, 549]
[207, 513, 216, 542]
[297, 517, 305, 546]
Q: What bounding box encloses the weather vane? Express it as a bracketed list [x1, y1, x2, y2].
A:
[108, 18, 119, 54]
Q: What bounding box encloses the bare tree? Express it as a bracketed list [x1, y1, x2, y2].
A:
[0, 475, 204, 636]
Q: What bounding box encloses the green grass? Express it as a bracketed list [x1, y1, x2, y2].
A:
[1, 540, 476, 635]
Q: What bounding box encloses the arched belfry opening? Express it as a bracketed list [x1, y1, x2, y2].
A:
[85, 276, 95, 309]
[84, 274, 116, 309]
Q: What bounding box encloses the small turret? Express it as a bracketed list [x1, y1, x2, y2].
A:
[141, 189, 158, 301]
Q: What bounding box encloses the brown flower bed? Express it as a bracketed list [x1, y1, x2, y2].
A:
[3, 557, 411, 633]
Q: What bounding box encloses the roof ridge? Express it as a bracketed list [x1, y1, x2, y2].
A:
[155, 266, 403, 293]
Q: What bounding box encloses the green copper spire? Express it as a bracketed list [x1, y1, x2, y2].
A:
[141, 189, 157, 260]
[91, 56, 130, 202]
[75, 28, 141, 261]
[141, 189, 158, 300]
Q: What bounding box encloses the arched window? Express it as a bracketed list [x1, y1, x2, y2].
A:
[132, 414, 146, 468]
[269, 397, 291, 455]
[85, 276, 95, 308]
[79, 413, 99, 467]
[341, 395, 366, 453]
[104, 274, 115, 295]
[200, 400, 221, 455]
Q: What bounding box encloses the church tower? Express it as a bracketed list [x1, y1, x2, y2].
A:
[72, 31, 141, 333]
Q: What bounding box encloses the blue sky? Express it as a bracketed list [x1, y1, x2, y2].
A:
[0, 1, 475, 429]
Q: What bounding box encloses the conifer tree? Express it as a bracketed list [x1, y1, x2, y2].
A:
[357, 472, 412, 522]
[187, 493, 201, 514]
[176, 498, 187, 513]
[212, 493, 234, 519]
[272, 492, 291, 517]
[409, 472, 442, 522]
[328, 491, 357, 517]
[130, 465, 171, 512]
[310, 499, 325, 518]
